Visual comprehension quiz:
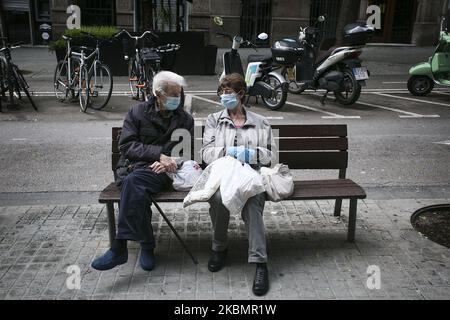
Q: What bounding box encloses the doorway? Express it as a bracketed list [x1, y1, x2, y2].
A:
[370, 0, 418, 43]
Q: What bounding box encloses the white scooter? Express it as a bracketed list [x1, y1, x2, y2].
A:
[214, 16, 289, 110]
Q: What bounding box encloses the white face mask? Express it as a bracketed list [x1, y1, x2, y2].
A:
[163, 96, 181, 110]
[220, 93, 239, 109]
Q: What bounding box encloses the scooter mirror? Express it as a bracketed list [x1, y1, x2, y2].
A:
[258, 33, 269, 40]
[213, 16, 223, 26]
[318, 15, 326, 22]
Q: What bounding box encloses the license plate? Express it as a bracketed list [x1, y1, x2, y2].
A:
[353, 67, 369, 80]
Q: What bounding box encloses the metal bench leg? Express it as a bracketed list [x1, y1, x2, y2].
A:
[149, 195, 198, 265]
[347, 198, 357, 242]
[334, 199, 342, 216]
[106, 202, 116, 246]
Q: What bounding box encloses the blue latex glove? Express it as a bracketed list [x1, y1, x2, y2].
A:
[226, 146, 255, 163]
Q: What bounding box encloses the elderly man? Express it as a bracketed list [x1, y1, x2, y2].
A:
[91, 71, 194, 271]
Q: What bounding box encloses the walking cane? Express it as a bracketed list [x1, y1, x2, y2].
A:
[149, 195, 198, 265]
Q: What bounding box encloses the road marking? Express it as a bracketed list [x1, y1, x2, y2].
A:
[184, 94, 193, 113]
[194, 93, 358, 119]
[23, 88, 450, 97]
[11, 138, 28, 141]
[382, 81, 407, 84]
[356, 100, 439, 118]
[434, 140, 450, 145]
[372, 92, 450, 107]
[191, 95, 286, 119]
[434, 91, 450, 96]
[191, 94, 222, 106]
[285, 101, 360, 119]
[87, 137, 111, 140]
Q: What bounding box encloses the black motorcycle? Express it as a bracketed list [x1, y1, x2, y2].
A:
[281, 15, 374, 105]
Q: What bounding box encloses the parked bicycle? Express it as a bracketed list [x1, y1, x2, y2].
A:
[53, 32, 114, 112]
[118, 29, 180, 101]
[0, 37, 37, 112]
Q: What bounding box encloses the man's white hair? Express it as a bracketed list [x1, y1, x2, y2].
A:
[152, 71, 186, 95]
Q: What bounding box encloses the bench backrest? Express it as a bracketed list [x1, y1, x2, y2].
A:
[111, 124, 348, 179]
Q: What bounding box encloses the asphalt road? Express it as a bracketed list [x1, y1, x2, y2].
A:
[0, 47, 449, 205]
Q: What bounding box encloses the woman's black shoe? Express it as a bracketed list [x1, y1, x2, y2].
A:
[252, 263, 269, 296]
[208, 249, 227, 272]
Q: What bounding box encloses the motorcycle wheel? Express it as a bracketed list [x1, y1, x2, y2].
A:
[260, 74, 287, 110]
[407, 75, 434, 96]
[333, 68, 361, 105]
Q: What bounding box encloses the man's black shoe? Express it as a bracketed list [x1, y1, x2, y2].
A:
[208, 249, 227, 272]
[252, 263, 269, 296]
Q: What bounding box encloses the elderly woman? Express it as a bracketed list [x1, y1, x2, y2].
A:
[202, 73, 276, 296]
[91, 71, 194, 272]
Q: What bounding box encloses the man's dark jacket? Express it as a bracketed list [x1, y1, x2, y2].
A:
[115, 96, 194, 185]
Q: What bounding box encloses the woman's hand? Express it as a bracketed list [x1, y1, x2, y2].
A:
[149, 161, 167, 174]
[227, 146, 256, 163]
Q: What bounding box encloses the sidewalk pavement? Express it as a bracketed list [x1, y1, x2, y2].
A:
[0, 198, 449, 300]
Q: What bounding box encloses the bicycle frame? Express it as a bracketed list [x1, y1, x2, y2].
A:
[60, 38, 102, 96]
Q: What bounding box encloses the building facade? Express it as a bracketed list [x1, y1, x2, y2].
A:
[0, 0, 448, 46]
[189, 0, 449, 47]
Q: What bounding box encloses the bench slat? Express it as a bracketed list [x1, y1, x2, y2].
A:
[279, 151, 348, 169]
[272, 124, 347, 137]
[277, 137, 348, 151]
[99, 179, 365, 204]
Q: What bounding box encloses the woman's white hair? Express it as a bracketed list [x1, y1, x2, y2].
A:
[152, 71, 186, 95]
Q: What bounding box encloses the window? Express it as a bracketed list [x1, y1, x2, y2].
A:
[240, 0, 272, 45]
[77, 0, 116, 26]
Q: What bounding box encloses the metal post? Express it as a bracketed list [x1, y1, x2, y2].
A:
[28, 0, 35, 45]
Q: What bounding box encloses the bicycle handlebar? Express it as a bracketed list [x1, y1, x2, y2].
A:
[117, 29, 159, 40]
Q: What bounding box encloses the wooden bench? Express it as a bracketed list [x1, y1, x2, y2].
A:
[99, 124, 366, 261]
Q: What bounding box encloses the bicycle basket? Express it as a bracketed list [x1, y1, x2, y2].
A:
[140, 47, 161, 62]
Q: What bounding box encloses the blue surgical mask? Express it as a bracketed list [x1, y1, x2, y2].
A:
[163, 96, 181, 110]
[220, 93, 239, 109]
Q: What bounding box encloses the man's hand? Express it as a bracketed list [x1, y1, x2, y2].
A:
[149, 161, 166, 174]
[159, 154, 177, 172]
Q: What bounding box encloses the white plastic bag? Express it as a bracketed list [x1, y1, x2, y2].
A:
[183, 156, 265, 213]
[219, 160, 265, 214]
[183, 156, 232, 206]
[167, 160, 203, 191]
[260, 164, 294, 202]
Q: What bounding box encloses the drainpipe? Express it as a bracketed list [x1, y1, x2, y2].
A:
[134, 0, 140, 32]
[0, 5, 5, 40]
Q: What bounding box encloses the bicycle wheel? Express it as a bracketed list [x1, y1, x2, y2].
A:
[12, 65, 38, 111]
[54, 60, 69, 101]
[54, 59, 79, 101]
[128, 58, 139, 98]
[89, 62, 113, 110]
[0, 56, 8, 100]
[79, 65, 90, 112]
